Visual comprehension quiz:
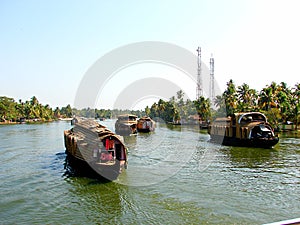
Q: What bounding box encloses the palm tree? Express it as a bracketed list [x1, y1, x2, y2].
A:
[223, 79, 238, 116]
[213, 95, 226, 117]
[258, 84, 277, 111]
[276, 83, 291, 123]
[237, 83, 258, 112]
[194, 96, 211, 122]
[176, 90, 184, 102]
[150, 102, 158, 119]
[145, 106, 150, 116]
[186, 99, 197, 116]
[291, 83, 300, 129]
[54, 107, 61, 118]
[258, 82, 282, 127]
[30, 96, 39, 106]
[24, 100, 35, 119]
[157, 99, 166, 119]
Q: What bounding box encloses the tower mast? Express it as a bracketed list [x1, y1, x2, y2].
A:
[196, 47, 202, 99]
[210, 54, 215, 102]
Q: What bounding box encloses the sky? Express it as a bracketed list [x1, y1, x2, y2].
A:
[1, 0, 299, 109]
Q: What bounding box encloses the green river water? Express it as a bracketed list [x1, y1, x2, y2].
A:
[0, 120, 299, 224]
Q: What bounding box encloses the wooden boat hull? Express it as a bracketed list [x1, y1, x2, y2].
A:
[64, 153, 121, 180]
[137, 128, 153, 132]
[115, 123, 137, 136]
[209, 134, 279, 148]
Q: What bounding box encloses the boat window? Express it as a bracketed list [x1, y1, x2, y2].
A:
[259, 124, 270, 132]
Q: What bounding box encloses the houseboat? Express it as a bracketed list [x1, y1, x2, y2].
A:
[115, 114, 138, 135]
[137, 116, 155, 132]
[208, 112, 279, 148]
[64, 118, 127, 180]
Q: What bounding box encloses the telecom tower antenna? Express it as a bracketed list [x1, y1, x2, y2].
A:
[196, 47, 202, 99]
[210, 54, 215, 102]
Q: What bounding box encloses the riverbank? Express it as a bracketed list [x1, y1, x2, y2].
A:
[0, 117, 74, 125]
[0, 119, 54, 125]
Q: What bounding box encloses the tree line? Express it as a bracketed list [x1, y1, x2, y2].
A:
[215, 80, 299, 128]
[73, 108, 145, 119]
[0, 96, 73, 122]
[0, 96, 146, 123]
[1, 80, 299, 128]
[147, 80, 300, 129]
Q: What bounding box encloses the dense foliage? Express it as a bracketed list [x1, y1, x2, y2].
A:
[0, 96, 146, 123]
[1, 80, 299, 128]
[216, 80, 300, 128]
[74, 108, 145, 119]
[147, 81, 300, 128]
[0, 96, 55, 122]
[147, 90, 211, 123]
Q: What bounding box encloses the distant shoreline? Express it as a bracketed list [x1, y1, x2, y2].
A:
[0, 118, 73, 125]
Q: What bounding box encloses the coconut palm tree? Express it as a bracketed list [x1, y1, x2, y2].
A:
[237, 83, 258, 112]
[213, 94, 226, 117]
[150, 102, 158, 119]
[275, 82, 292, 123]
[291, 83, 300, 129]
[223, 79, 238, 116]
[194, 96, 211, 122]
[258, 82, 286, 128]
[145, 106, 150, 116]
[258, 84, 277, 111]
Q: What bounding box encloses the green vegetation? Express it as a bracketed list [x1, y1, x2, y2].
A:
[0, 96, 55, 123]
[0, 96, 146, 124]
[147, 81, 300, 129]
[147, 90, 211, 124]
[1, 81, 299, 129]
[74, 108, 145, 119]
[216, 80, 300, 129]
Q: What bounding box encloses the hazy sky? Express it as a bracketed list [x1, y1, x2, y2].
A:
[1, 0, 299, 109]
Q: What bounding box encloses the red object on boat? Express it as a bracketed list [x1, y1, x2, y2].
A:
[105, 139, 114, 150]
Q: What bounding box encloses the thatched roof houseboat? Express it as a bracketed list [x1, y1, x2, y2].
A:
[208, 112, 279, 148]
[64, 118, 127, 180]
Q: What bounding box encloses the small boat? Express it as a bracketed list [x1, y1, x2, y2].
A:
[115, 114, 138, 136]
[64, 118, 128, 180]
[137, 116, 155, 132]
[208, 112, 279, 148]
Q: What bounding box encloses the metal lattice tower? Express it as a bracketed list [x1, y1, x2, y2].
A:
[196, 47, 202, 99]
[210, 54, 215, 102]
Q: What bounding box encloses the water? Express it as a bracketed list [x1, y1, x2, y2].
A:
[0, 120, 299, 224]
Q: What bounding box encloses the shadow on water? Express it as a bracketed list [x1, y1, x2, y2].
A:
[60, 153, 130, 224]
[62, 153, 112, 183]
[123, 135, 137, 146]
[165, 123, 182, 131]
[62, 165, 128, 224]
[164, 123, 208, 134]
[47, 152, 67, 171]
[220, 146, 281, 168]
[278, 130, 300, 138]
